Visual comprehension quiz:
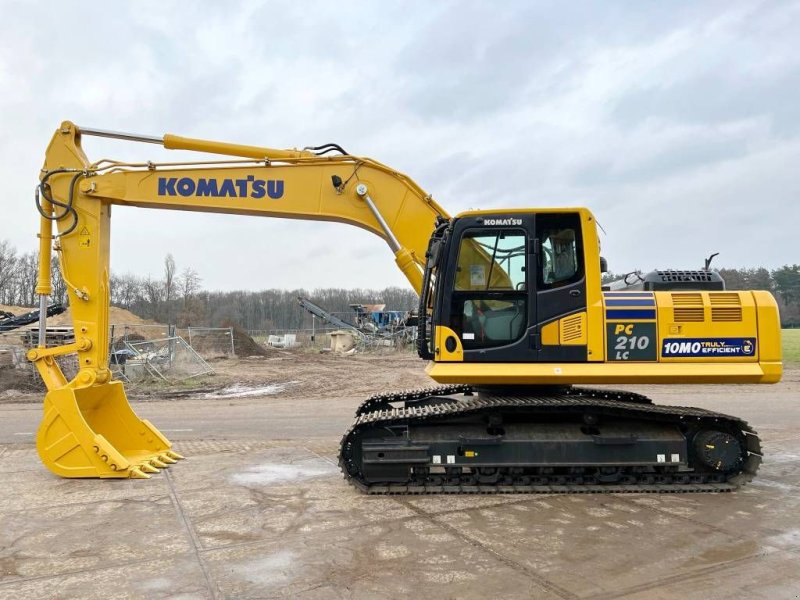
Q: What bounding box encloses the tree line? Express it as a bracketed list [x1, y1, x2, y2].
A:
[0, 240, 67, 308]
[0, 241, 417, 330]
[114, 256, 419, 331]
[1, 238, 798, 327]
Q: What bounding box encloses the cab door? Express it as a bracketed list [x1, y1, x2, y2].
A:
[437, 214, 538, 362]
[534, 212, 588, 361]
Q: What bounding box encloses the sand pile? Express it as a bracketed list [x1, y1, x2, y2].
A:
[48, 306, 159, 327]
[0, 304, 34, 317]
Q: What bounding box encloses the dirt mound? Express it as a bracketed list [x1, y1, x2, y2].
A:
[187, 325, 269, 358]
[231, 326, 271, 357]
[2, 304, 158, 327]
[0, 304, 33, 316]
[48, 306, 160, 327]
[0, 365, 40, 393]
[111, 332, 146, 351]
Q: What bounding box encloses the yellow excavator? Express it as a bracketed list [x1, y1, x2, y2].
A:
[29, 121, 782, 491]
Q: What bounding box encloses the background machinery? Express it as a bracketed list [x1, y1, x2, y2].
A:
[30, 121, 781, 490]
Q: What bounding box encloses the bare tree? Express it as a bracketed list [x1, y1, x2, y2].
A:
[0, 240, 18, 305]
[142, 276, 164, 320]
[50, 255, 67, 305]
[163, 254, 177, 305]
[160, 253, 178, 323]
[15, 252, 39, 307]
[110, 273, 145, 308]
[179, 267, 202, 307]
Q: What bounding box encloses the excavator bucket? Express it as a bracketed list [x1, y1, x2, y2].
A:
[36, 380, 183, 478]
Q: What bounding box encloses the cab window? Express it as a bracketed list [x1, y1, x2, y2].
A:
[450, 229, 527, 348]
[455, 231, 526, 291]
[537, 214, 583, 288]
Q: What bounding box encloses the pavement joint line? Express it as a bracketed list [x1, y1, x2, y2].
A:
[395, 498, 581, 600]
[174, 480, 557, 536]
[164, 469, 217, 600]
[0, 491, 174, 515]
[587, 548, 777, 600]
[400, 493, 561, 517]
[195, 513, 423, 556]
[303, 446, 338, 467]
[0, 468, 44, 475]
[784, 544, 800, 557]
[0, 552, 188, 589]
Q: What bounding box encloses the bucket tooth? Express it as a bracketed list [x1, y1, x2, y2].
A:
[129, 467, 151, 479]
[158, 454, 177, 464]
[166, 450, 185, 460]
[140, 463, 159, 474]
[150, 458, 169, 469]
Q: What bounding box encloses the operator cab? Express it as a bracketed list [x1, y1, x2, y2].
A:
[419, 209, 600, 363]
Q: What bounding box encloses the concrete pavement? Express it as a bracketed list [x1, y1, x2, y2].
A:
[1, 376, 799, 599]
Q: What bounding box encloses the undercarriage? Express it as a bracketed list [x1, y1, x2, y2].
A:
[338, 385, 761, 494]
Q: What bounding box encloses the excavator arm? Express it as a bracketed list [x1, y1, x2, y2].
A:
[31, 121, 449, 478]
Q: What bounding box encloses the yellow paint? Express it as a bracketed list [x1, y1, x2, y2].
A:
[426, 361, 782, 385]
[541, 321, 559, 345]
[752, 291, 782, 363]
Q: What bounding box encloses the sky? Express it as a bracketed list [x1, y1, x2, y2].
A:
[0, 0, 798, 291]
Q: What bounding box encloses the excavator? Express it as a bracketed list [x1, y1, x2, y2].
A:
[29, 121, 782, 492]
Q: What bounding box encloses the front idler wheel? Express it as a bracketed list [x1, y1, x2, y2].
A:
[693, 430, 744, 474]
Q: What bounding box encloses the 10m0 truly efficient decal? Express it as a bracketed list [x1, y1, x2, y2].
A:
[662, 338, 756, 357]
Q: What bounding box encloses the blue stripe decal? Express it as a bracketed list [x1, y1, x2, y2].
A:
[603, 292, 654, 297]
[606, 309, 656, 320]
[605, 299, 656, 307]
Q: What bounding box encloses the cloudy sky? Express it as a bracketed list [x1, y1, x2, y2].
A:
[1, 1, 798, 291]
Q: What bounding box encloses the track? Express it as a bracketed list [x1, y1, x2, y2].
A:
[339, 386, 761, 494]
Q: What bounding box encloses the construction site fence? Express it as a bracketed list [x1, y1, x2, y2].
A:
[250, 326, 417, 349]
[108, 324, 235, 356]
[0, 328, 79, 384]
[248, 327, 344, 348]
[2, 321, 414, 387]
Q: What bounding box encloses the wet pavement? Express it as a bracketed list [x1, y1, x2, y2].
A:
[1, 376, 799, 599]
[1, 431, 799, 600]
